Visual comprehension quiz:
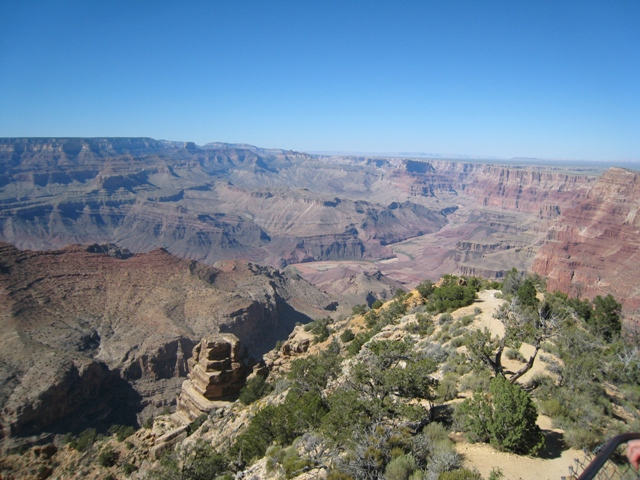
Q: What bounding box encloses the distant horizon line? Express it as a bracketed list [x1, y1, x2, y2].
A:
[2, 136, 639, 166]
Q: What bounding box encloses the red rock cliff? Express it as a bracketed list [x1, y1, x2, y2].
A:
[532, 168, 640, 319]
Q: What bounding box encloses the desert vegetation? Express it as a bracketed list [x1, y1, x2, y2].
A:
[139, 273, 639, 479]
[3, 272, 638, 480]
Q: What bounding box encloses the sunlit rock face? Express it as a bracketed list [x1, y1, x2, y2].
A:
[532, 168, 640, 321]
[0, 241, 333, 446]
[0, 137, 594, 283]
[176, 334, 247, 421]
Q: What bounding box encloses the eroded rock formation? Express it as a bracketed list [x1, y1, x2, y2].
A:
[0, 241, 335, 447]
[0, 137, 601, 301]
[532, 168, 640, 321]
[176, 334, 247, 421]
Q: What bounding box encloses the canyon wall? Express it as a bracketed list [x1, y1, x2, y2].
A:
[532, 167, 640, 320]
[1, 136, 615, 295]
[0, 241, 334, 445]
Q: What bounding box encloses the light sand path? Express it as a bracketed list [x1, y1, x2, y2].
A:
[451, 290, 582, 479]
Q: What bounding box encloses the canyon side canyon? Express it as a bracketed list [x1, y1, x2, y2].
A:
[1, 137, 640, 450]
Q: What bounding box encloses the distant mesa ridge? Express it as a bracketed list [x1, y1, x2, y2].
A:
[0, 137, 639, 317]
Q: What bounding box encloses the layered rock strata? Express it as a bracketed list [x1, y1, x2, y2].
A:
[532, 168, 640, 320]
[0, 138, 599, 295]
[177, 335, 247, 421]
[0, 241, 334, 447]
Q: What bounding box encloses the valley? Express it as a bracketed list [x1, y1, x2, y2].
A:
[1, 137, 640, 479]
[0, 138, 608, 305]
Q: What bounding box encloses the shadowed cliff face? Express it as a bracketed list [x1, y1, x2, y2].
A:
[0, 241, 335, 445]
[532, 168, 640, 322]
[0, 138, 597, 284]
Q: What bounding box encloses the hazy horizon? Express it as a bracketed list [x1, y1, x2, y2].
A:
[2, 1, 639, 162]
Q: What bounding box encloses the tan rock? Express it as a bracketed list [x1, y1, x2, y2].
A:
[280, 326, 314, 356]
[177, 334, 246, 421]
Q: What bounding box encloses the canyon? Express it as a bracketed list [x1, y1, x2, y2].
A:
[0, 241, 334, 448]
[0, 138, 599, 290]
[2, 136, 640, 453]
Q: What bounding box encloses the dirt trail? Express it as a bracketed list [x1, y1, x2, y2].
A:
[451, 290, 584, 479]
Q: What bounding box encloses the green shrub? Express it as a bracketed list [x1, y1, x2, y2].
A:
[386, 299, 408, 319]
[438, 313, 453, 325]
[304, 316, 333, 343]
[564, 427, 602, 450]
[620, 384, 640, 410]
[68, 428, 97, 452]
[439, 468, 483, 480]
[340, 329, 355, 343]
[502, 268, 525, 295]
[365, 309, 380, 327]
[327, 470, 354, 480]
[405, 313, 433, 337]
[385, 454, 417, 480]
[352, 304, 368, 316]
[460, 314, 475, 326]
[122, 462, 138, 475]
[538, 398, 564, 418]
[281, 446, 311, 478]
[98, 447, 119, 467]
[488, 376, 545, 454]
[239, 375, 272, 405]
[372, 299, 384, 310]
[423, 422, 450, 444]
[505, 349, 525, 362]
[516, 278, 539, 308]
[488, 467, 504, 480]
[460, 372, 491, 393]
[437, 374, 458, 402]
[108, 424, 135, 442]
[449, 337, 465, 348]
[455, 376, 545, 455]
[395, 288, 408, 299]
[144, 416, 154, 429]
[450, 328, 464, 338]
[416, 280, 435, 298]
[321, 388, 372, 443]
[589, 294, 622, 341]
[230, 390, 328, 464]
[347, 331, 373, 355]
[146, 439, 228, 479]
[426, 283, 477, 314]
[187, 414, 208, 436]
[266, 445, 310, 479]
[289, 341, 342, 391]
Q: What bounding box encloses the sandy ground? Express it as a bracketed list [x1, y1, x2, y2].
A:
[450, 290, 584, 479]
[457, 435, 583, 480]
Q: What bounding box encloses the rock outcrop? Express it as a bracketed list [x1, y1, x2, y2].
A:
[0, 241, 335, 447]
[0, 137, 599, 296]
[532, 168, 640, 321]
[177, 335, 247, 421]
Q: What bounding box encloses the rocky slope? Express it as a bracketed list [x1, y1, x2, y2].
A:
[532, 167, 640, 320]
[0, 138, 600, 297]
[0, 241, 336, 447]
[0, 138, 449, 269]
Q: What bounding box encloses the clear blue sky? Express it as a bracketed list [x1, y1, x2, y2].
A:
[1, 1, 639, 161]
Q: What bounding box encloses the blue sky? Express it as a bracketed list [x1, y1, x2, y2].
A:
[1, 1, 639, 161]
